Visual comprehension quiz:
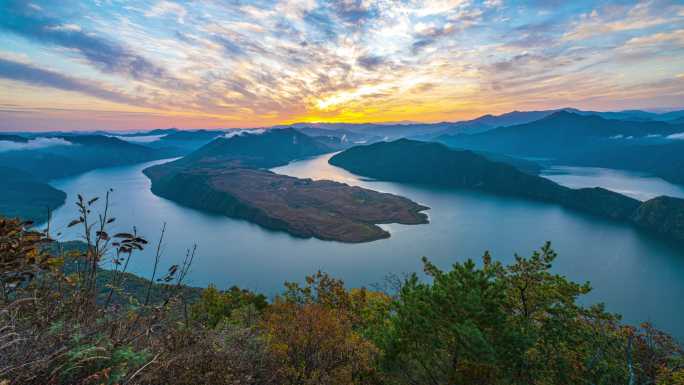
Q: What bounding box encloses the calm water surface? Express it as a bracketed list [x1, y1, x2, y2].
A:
[47, 154, 684, 340]
[542, 166, 684, 201]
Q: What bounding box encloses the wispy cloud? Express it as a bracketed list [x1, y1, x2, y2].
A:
[0, 0, 683, 131]
[0, 58, 142, 105]
[562, 2, 680, 41]
[0, 1, 169, 81]
[0, 137, 73, 152]
[145, 1, 187, 24]
[224, 128, 267, 138]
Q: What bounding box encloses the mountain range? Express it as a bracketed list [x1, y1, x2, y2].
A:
[3, 106, 684, 226]
[437, 111, 684, 184]
[286, 108, 684, 139]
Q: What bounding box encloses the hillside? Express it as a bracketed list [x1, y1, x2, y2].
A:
[0, 133, 29, 142]
[0, 134, 176, 223]
[141, 129, 225, 155]
[0, 166, 66, 223]
[330, 139, 684, 242]
[144, 129, 429, 242]
[475, 151, 542, 175]
[632, 196, 684, 242]
[0, 134, 171, 181]
[566, 140, 684, 185]
[143, 127, 334, 178]
[173, 128, 331, 169]
[145, 166, 427, 242]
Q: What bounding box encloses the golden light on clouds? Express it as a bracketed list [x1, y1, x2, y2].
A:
[0, 0, 683, 130]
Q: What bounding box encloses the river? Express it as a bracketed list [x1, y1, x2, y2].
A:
[47, 154, 684, 340]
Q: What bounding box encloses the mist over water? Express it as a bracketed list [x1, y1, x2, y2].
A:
[47, 155, 684, 340]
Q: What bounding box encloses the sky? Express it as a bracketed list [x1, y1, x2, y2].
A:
[1, 0, 683, 131]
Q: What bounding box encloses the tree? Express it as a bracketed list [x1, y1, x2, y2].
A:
[375, 257, 507, 384]
[262, 272, 382, 384]
[374, 243, 636, 385]
[190, 284, 267, 328]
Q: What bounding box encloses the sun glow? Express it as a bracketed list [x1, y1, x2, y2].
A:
[1, 0, 683, 131]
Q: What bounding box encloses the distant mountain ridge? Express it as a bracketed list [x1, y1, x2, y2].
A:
[285, 107, 684, 138]
[439, 111, 683, 155]
[437, 111, 684, 184]
[10, 106, 677, 145]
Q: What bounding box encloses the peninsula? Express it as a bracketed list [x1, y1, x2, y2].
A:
[144, 129, 428, 242]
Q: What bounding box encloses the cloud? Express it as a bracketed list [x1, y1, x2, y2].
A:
[490, 53, 548, 72]
[414, 22, 456, 38]
[275, 0, 317, 21]
[303, 10, 339, 41]
[408, 6, 482, 53]
[483, 0, 502, 8]
[0, 1, 168, 81]
[329, 0, 378, 25]
[562, 2, 678, 41]
[1, 0, 684, 130]
[145, 1, 187, 24]
[667, 133, 684, 140]
[503, 21, 559, 48]
[622, 29, 684, 49]
[411, 38, 435, 53]
[0, 137, 74, 152]
[224, 128, 268, 138]
[356, 54, 386, 70]
[47, 23, 82, 32]
[110, 134, 167, 143]
[0, 58, 141, 105]
[414, 0, 469, 17]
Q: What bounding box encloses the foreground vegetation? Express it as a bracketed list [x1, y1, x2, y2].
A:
[1, 195, 682, 384]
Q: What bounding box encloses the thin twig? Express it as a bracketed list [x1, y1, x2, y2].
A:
[124, 353, 160, 384]
[144, 223, 166, 307]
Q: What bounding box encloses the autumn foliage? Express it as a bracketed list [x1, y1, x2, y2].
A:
[0, 197, 683, 384]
